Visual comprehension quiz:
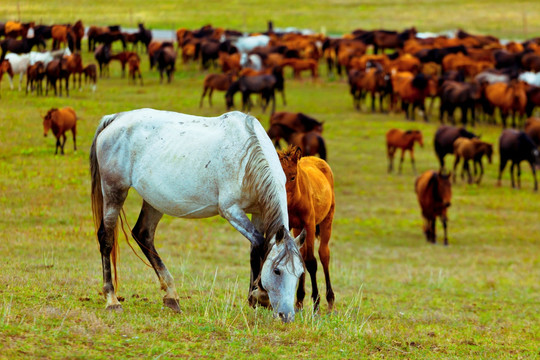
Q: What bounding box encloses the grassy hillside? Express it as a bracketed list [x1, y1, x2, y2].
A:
[0, 8, 539, 359]
[1, 0, 540, 38]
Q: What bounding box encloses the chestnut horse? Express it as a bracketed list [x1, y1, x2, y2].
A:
[386, 129, 423, 174]
[199, 72, 236, 107]
[452, 138, 493, 184]
[281, 58, 318, 80]
[0, 59, 13, 97]
[278, 146, 335, 311]
[42, 107, 77, 155]
[415, 170, 452, 245]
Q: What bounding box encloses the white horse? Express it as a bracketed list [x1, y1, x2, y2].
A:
[519, 72, 540, 87]
[29, 48, 71, 67]
[240, 53, 263, 71]
[90, 109, 306, 322]
[5, 53, 30, 91]
[234, 34, 270, 54]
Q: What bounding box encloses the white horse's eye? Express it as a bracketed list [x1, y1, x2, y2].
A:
[273, 268, 281, 276]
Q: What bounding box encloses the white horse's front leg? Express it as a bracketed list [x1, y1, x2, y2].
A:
[219, 204, 265, 246]
[19, 72, 24, 91]
[9, 75, 14, 90]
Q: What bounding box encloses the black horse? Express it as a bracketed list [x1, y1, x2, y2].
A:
[153, 45, 176, 83]
[497, 130, 539, 191]
[0, 37, 46, 62]
[94, 44, 112, 78]
[225, 71, 279, 114]
[434, 125, 478, 169]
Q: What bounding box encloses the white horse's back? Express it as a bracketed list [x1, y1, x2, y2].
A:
[95, 109, 282, 218]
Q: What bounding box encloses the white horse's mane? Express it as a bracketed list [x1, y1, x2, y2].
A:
[241, 115, 284, 241]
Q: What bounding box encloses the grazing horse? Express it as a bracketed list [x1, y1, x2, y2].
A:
[452, 138, 493, 184]
[42, 107, 77, 154]
[199, 72, 236, 107]
[153, 45, 177, 83]
[497, 130, 539, 191]
[415, 170, 452, 245]
[386, 129, 424, 174]
[277, 146, 335, 311]
[90, 109, 305, 322]
[348, 67, 389, 112]
[434, 125, 478, 169]
[127, 54, 143, 85]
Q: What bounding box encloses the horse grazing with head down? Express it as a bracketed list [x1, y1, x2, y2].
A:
[277, 146, 335, 311]
[90, 109, 306, 322]
[452, 138, 493, 184]
[497, 130, 539, 191]
[267, 124, 327, 160]
[43, 107, 77, 155]
[415, 170, 452, 245]
[386, 129, 423, 174]
[268, 112, 323, 147]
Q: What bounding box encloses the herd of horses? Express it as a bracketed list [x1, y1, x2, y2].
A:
[3, 20, 540, 322]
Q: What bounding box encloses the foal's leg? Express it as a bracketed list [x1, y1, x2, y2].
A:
[465, 160, 472, 184]
[318, 205, 335, 311]
[132, 201, 180, 312]
[208, 88, 214, 107]
[60, 134, 67, 155]
[387, 145, 395, 173]
[199, 86, 208, 108]
[294, 224, 319, 311]
[442, 216, 449, 246]
[72, 127, 77, 152]
[477, 160, 484, 185]
[410, 148, 417, 174]
[497, 156, 508, 187]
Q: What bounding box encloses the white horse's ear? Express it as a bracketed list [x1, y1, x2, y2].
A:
[275, 225, 286, 244]
[295, 229, 307, 248]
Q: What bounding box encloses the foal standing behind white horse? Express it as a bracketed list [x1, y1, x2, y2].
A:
[90, 109, 306, 322]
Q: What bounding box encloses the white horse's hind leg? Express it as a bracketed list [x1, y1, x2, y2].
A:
[132, 201, 180, 312]
[19, 72, 24, 91]
[98, 187, 129, 311]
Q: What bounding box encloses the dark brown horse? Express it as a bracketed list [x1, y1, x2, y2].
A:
[64, 53, 84, 90]
[434, 125, 478, 169]
[26, 61, 45, 96]
[415, 170, 452, 245]
[94, 44, 111, 78]
[128, 54, 143, 85]
[45, 58, 70, 96]
[452, 138, 493, 184]
[497, 130, 539, 191]
[268, 111, 323, 146]
[225, 74, 277, 113]
[0, 37, 45, 62]
[153, 45, 177, 83]
[267, 124, 327, 160]
[439, 80, 482, 125]
[386, 129, 424, 174]
[83, 64, 97, 91]
[42, 107, 77, 154]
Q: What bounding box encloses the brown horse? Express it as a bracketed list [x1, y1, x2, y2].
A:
[484, 81, 528, 128]
[280, 58, 318, 80]
[277, 146, 335, 311]
[199, 72, 236, 107]
[386, 129, 424, 174]
[26, 61, 45, 96]
[268, 124, 327, 160]
[415, 170, 452, 245]
[83, 64, 97, 91]
[0, 59, 13, 97]
[42, 107, 77, 155]
[110, 51, 138, 77]
[269, 111, 323, 145]
[127, 54, 143, 85]
[525, 117, 540, 147]
[64, 53, 83, 90]
[452, 138, 493, 184]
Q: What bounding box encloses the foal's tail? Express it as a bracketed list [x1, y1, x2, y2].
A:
[90, 113, 120, 288]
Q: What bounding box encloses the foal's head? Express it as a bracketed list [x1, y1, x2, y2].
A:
[278, 146, 302, 197]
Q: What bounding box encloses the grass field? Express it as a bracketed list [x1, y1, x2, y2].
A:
[1, 3, 540, 359]
[2, 0, 540, 38]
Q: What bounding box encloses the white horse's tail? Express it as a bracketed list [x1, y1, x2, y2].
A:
[90, 113, 120, 285]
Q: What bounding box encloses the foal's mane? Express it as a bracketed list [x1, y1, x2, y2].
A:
[241, 115, 284, 241]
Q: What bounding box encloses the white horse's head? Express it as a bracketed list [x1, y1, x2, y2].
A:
[252, 226, 305, 322]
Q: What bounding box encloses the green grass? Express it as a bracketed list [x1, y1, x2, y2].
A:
[2, 0, 540, 38]
[1, 5, 540, 358]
